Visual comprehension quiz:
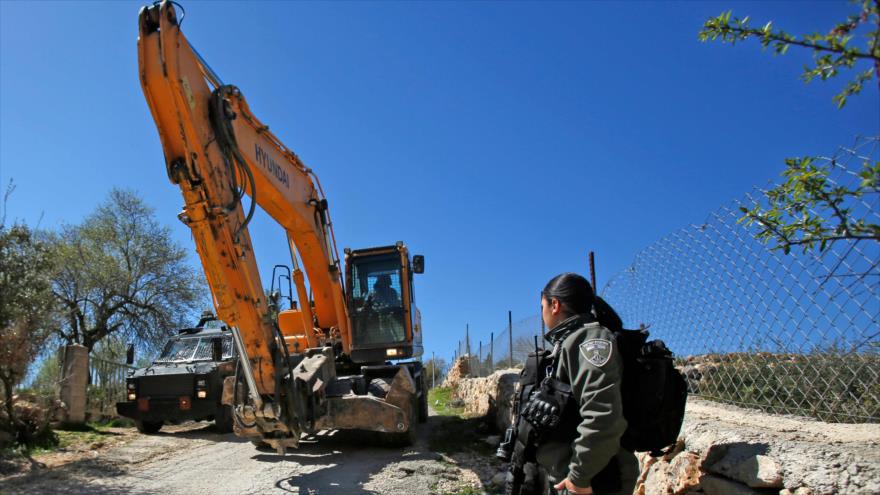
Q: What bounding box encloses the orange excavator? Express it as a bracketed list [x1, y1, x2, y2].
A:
[137, 1, 426, 452]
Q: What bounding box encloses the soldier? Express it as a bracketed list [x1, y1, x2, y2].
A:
[535, 273, 639, 495]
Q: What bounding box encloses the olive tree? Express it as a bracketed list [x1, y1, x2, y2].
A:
[49, 188, 207, 353]
[0, 184, 57, 443]
[699, 1, 880, 254]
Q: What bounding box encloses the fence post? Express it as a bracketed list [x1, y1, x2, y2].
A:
[508, 310, 513, 368]
[489, 332, 494, 373]
[478, 340, 483, 377]
[589, 250, 597, 291]
[431, 351, 435, 388]
[541, 308, 545, 344]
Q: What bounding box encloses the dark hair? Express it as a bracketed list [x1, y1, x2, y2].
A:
[542, 273, 593, 315]
[542, 272, 623, 331]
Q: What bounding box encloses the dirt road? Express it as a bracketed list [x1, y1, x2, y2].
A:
[0, 415, 501, 495]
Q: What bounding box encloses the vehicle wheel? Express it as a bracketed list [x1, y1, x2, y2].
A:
[214, 405, 234, 433]
[136, 420, 163, 434]
[417, 373, 428, 423]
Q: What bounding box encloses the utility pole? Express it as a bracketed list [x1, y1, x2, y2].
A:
[431, 351, 435, 388]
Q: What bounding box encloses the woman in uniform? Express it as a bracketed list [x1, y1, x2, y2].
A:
[535, 272, 639, 495]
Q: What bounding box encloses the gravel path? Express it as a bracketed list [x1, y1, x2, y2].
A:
[0, 415, 489, 495]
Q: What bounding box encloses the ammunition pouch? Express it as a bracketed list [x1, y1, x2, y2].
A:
[522, 376, 579, 442]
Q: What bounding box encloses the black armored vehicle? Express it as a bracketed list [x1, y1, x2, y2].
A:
[116, 313, 236, 434]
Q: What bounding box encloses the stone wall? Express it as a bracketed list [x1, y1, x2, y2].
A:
[451, 363, 880, 495]
[442, 355, 471, 389]
[451, 369, 519, 432]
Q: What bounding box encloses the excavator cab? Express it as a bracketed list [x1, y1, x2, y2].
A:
[345, 243, 424, 364]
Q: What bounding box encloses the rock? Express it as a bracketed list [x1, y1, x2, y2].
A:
[442, 357, 471, 388]
[703, 443, 783, 488]
[669, 452, 702, 494]
[491, 472, 507, 487]
[700, 474, 763, 495]
[451, 369, 519, 430]
[779, 488, 813, 495]
[743, 455, 783, 488]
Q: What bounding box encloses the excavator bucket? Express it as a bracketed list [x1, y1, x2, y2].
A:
[315, 366, 417, 434]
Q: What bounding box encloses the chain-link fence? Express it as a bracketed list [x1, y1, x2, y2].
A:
[452, 315, 547, 378]
[448, 137, 878, 423]
[602, 137, 878, 423]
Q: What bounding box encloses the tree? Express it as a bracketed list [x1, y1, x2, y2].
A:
[0, 184, 57, 443]
[49, 188, 207, 352]
[424, 356, 447, 388]
[699, 2, 880, 254]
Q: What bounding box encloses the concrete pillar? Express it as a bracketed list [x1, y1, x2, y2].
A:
[59, 344, 88, 425]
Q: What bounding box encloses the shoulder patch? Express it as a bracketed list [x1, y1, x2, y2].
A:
[580, 338, 613, 367]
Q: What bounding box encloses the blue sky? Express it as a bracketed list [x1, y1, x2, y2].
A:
[1, 1, 877, 364]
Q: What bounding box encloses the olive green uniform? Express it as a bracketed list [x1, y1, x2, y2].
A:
[535, 314, 639, 495]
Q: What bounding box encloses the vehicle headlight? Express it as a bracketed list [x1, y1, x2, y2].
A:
[195, 376, 207, 399]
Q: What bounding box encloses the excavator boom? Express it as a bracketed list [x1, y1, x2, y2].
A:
[137, 1, 425, 452]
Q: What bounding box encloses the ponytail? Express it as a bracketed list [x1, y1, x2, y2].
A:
[542, 272, 623, 331]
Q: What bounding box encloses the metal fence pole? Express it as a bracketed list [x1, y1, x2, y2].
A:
[489, 332, 494, 373]
[508, 310, 513, 368]
[540, 307, 545, 344]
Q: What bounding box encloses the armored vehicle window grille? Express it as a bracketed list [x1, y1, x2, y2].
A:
[157, 338, 200, 362]
[156, 336, 234, 362]
[191, 336, 234, 361]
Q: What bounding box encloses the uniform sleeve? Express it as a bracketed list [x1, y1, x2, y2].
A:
[559, 327, 627, 487]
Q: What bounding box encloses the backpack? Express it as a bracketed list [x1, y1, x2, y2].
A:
[614, 328, 688, 456]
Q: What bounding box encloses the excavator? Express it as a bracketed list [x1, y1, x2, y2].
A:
[137, 1, 426, 453]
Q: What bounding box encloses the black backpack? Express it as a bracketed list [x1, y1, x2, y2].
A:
[614, 328, 688, 456]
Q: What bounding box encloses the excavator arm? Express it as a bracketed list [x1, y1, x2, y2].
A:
[137, 1, 425, 452]
[138, 1, 351, 398]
